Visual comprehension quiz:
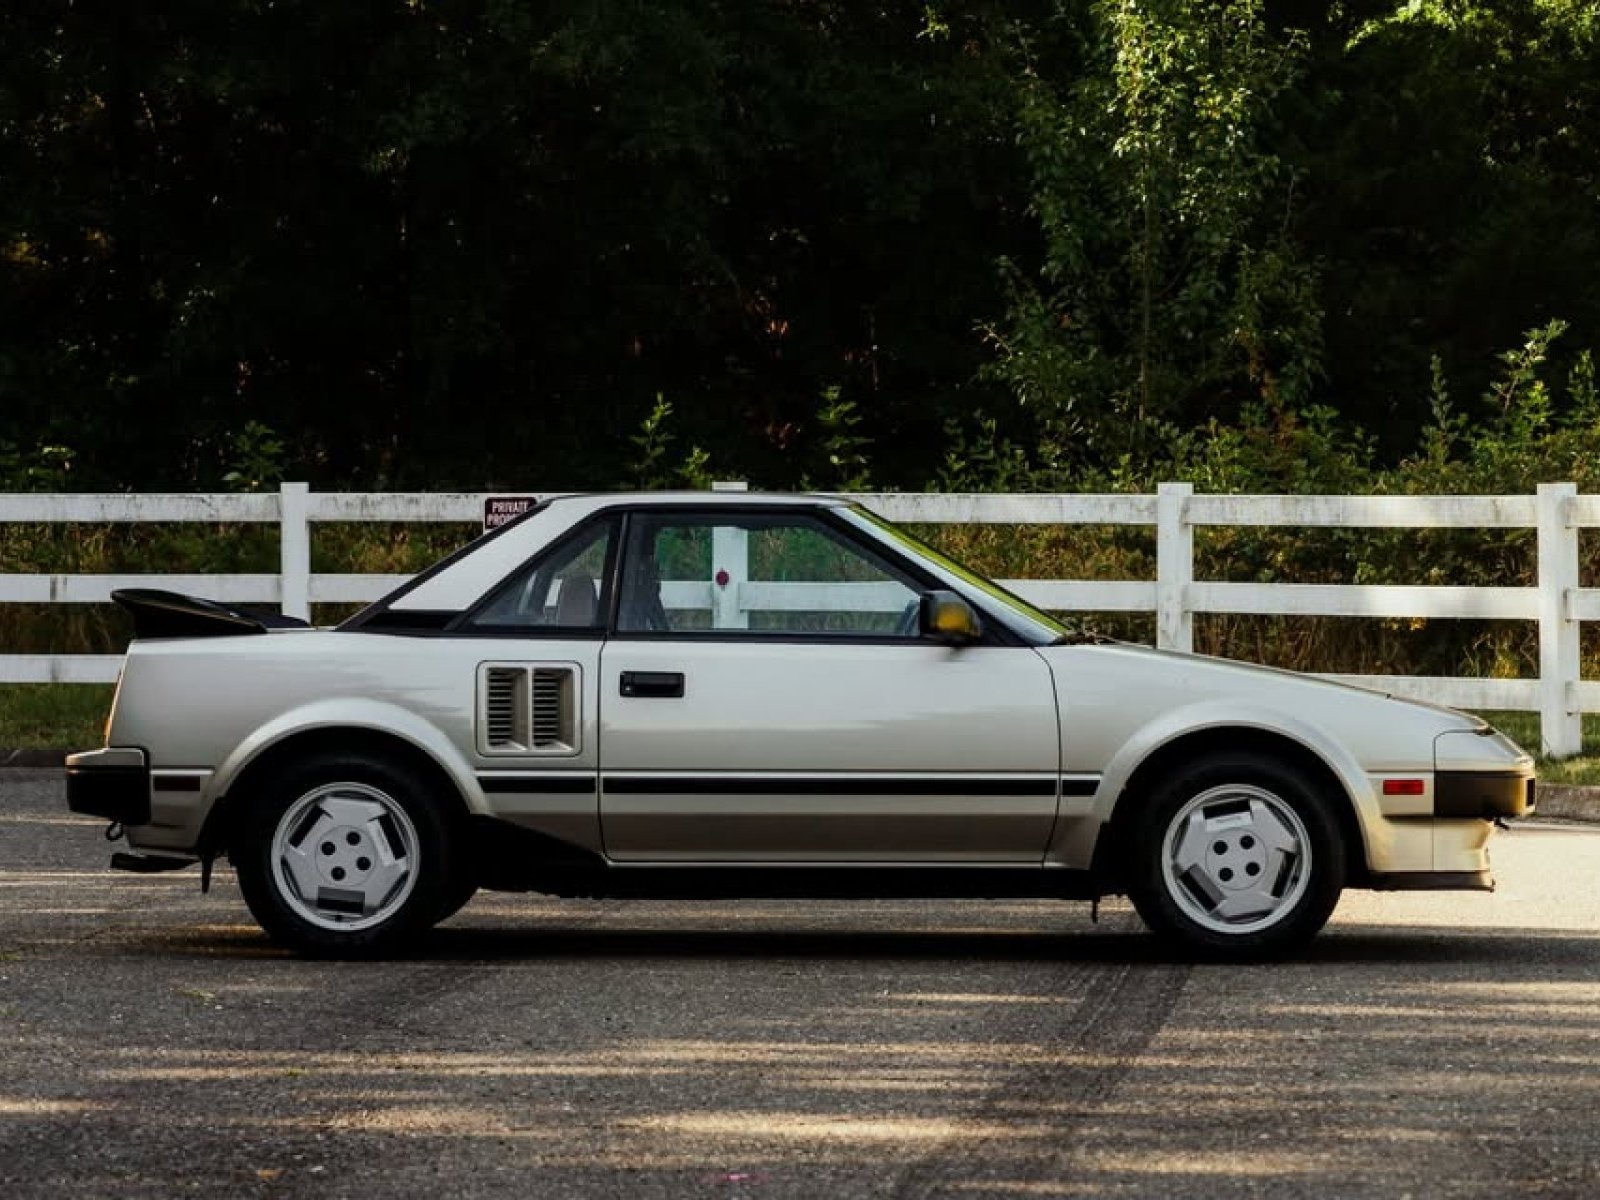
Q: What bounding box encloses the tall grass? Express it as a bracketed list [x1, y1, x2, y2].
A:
[0, 521, 478, 651]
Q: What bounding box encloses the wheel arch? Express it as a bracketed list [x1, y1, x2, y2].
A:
[200, 704, 484, 859]
[1091, 724, 1372, 890]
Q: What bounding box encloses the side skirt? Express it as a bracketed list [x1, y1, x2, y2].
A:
[466, 816, 1102, 901]
[1366, 870, 1493, 892]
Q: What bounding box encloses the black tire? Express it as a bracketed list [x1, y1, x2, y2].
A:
[233, 751, 465, 958]
[1125, 752, 1346, 960]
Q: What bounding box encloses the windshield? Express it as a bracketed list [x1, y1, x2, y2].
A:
[843, 505, 1071, 644]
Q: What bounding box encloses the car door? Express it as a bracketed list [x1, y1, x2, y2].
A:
[597, 506, 1061, 862]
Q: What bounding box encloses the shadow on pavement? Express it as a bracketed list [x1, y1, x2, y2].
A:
[118, 912, 1600, 970]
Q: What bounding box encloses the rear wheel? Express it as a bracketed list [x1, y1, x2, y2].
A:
[234, 752, 463, 957]
[1126, 753, 1346, 959]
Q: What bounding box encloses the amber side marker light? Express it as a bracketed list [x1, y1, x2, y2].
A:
[1382, 779, 1426, 796]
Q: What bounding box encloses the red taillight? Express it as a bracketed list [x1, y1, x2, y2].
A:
[1382, 778, 1426, 796]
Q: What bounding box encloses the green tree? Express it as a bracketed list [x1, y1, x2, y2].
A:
[0, 2, 1036, 492]
[1285, 0, 1600, 452]
[988, 0, 1321, 473]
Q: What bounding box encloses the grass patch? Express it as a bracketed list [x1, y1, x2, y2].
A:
[1529, 758, 1600, 786]
[0, 685, 113, 749]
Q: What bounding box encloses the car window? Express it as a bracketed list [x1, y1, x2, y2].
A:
[469, 520, 613, 630]
[617, 512, 920, 637]
[845, 505, 1068, 642]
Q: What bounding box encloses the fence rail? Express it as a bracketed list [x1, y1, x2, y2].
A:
[2, 481, 1593, 757]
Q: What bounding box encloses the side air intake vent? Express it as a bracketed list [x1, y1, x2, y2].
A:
[484, 667, 528, 750]
[531, 669, 568, 747]
[478, 663, 580, 756]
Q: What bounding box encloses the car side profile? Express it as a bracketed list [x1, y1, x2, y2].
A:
[66, 491, 1535, 959]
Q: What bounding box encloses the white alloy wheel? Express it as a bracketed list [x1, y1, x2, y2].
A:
[1127, 752, 1346, 959]
[1158, 783, 1311, 936]
[269, 781, 421, 932]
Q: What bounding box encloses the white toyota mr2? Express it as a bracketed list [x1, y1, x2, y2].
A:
[67, 491, 1534, 958]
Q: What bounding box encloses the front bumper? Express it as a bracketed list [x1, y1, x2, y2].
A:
[1432, 727, 1535, 820]
[65, 747, 150, 825]
[1434, 771, 1536, 820]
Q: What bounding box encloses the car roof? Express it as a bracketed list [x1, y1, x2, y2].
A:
[535, 491, 855, 517]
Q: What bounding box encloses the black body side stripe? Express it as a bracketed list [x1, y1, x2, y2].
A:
[478, 774, 1102, 798]
[478, 775, 598, 795]
[602, 775, 1064, 797]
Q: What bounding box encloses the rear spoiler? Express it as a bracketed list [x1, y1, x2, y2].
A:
[112, 589, 312, 640]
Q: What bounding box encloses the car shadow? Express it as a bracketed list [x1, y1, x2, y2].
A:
[123, 917, 1600, 968]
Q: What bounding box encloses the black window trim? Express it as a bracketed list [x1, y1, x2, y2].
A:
[605, 503, 1024, 648]
[350, 498, 1028, 647]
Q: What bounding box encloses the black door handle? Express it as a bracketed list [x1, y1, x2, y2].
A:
[620, 671, 685, 698]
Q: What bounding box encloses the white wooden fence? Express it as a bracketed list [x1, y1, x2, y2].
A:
[1, 481, 1593, 757]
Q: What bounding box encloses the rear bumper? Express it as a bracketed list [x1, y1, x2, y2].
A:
[65, 747, 150, 825]
[1434, 771, 1535, 819]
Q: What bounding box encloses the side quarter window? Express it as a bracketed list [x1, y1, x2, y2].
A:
[468, 519, 614, 631]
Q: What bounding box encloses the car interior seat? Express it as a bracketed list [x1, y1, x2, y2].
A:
[554, 569, 598, 626]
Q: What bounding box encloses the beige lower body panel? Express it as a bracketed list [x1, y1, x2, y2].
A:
[124, 771, 215, 854]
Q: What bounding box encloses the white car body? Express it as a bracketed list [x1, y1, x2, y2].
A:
[66, 491, 1535, 958]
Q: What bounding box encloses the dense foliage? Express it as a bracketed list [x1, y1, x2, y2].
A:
[2, 0, 1598, 495]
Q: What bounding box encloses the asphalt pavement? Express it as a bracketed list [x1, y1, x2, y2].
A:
[3, 769, 1600, 1199]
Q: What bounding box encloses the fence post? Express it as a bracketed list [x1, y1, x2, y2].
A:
[710, 481, 750, 629]
[279, 481, 311, 622]
[1537, 481, 1582, 758]
[1157, 481, 1194, 653]
[711, 525, 750, 630]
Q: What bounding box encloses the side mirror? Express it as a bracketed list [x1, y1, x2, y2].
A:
[919, 590, 984, 645]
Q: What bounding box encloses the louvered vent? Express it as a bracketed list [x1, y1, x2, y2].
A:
[478, 663, 579, 756]
[531, 669, 566, 747]
[484, 666, 529, 750]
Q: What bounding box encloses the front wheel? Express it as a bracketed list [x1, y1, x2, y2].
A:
[1126, 753, 1346, 960]
[234, 753, 463, 957]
